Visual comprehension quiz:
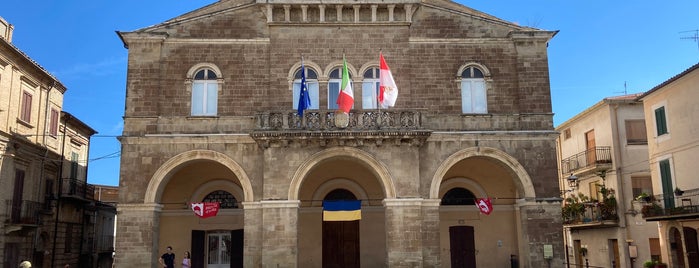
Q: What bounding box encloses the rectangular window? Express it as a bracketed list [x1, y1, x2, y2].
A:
[589, 181, 602, 201]
[65, 224, 73, 253]
[49, 108, 59, 136]
[654, 106, 668, 136]
[361, 81, 380, 109]
[649, 238, 661, 262]
[631, 176, 652, 199]
[563, 129, 571, 140]
[659, 159, 674, 208]
[461, 80, 487, 113]
[70, 152, 79, 179]
[191, 82, 218, 116]
[625, 120, 647, 145]
[328, 82, 340, 110]
[292, 81, 319, 110]
[20, 91, 32, 123]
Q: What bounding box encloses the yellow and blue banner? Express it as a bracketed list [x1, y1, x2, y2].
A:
[323, 200, 361, 221]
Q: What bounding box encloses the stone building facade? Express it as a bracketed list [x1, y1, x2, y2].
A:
[115, 0, 562, 267]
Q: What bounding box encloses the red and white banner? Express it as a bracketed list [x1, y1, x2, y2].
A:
[476, 198, 493, 215]
[379, 52, 398, 108]
[191, 202, 220, 218]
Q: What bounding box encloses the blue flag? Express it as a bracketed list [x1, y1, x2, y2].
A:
[297, 59, 311, 116]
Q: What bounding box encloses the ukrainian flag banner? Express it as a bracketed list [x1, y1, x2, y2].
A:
[323, 200, 361, 221]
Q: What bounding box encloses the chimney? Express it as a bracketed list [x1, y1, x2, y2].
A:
[0, 16, 14, 43]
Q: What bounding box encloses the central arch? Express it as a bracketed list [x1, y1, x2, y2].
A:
[288, 147, 396, 200]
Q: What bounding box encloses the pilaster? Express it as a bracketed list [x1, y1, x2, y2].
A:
[113, 203, 162, 268]
[516, 199, 564, 268]
[383, 198, 423, 268]
[421, 199, 441, 267]
[261, 200, 300, 268]
[242, 202, 262, 268]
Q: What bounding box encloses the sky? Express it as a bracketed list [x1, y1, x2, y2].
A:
[2, 1, 698, 186]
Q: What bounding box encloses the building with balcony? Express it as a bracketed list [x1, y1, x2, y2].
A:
[556, 93, 659, 267]
[639, 62, 699, 267]
[114, 0, 562, 267]
[0, 16, 115, 268]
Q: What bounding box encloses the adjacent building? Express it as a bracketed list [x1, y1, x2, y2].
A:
[556, 94, 660, 267]
[639, 62, 699, 267]
[115, 0, 562, 267]
[0, 16, 115, 268]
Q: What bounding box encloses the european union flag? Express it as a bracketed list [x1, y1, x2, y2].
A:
[297, 59, 311, 116]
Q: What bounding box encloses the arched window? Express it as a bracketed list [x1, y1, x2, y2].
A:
[292, 67, 319, 110]
[328, 68, 352, 110]
[362, 67, 380, 109]
[441, 187, 476, 205]
[202, 190, 238, 208]
[461, 66, 487, 114]
[324, 188, 357, 201]
[191, 68, 219, 116]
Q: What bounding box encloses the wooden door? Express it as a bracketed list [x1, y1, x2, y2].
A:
[449, 226, 476, 268]
[191, 230, 205, 268]
[684, 227, 699, 268]
[585, 130, 596, 166]
[610, 239, 620, 268]
[323, 221, 360, 268]
[231, 229, 244, 268]
[12, 170, 25, 222]
[674, 228, 687, 268]
[573, 240, 583, 267]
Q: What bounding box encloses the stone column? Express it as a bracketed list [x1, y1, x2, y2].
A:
[384, 198, 423, 268]
[422, 199, 441, 267]
[261, 200, 300, 268]
[113, 203, 162, 268]
[242, 202, 262, 268]
[516, 199, 564, 268]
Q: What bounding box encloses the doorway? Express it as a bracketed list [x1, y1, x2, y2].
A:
[450, 225, 476, 268]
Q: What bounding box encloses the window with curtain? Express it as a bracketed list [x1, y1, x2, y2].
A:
[362, 67, 380, 109]
[292, 67, 319, 110]
[191, 68, 218, 116]
[461, 66, 487, 114]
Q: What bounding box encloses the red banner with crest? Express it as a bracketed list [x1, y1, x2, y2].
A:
[191, 202, 220, 218]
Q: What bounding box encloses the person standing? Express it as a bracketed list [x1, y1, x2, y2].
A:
[158, 246, 175, 268]
[182, 251, 191, 268]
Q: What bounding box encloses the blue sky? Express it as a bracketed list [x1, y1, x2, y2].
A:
[2, 1, 698, 186]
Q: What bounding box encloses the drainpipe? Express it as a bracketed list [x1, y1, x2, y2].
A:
[610, 103, 632, 266]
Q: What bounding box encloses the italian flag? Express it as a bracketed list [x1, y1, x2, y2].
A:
[336, 56, 354, 113]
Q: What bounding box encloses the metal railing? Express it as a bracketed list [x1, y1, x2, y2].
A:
[641, 188, 699, 218]
[255, 109, 422, 131]
[563, 201, 618, 225]
[60, 178, 95, 200]
[560, 147, 612, 174]
[4, 200, 41, 224]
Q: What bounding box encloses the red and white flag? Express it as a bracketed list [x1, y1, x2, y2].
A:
[191, 202, 220, 218]
[379, 52, 398, 108]
[336, 55, 354, 113]
[476, 198, 493, 215]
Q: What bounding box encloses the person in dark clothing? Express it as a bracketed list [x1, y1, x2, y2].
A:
[158, 246, 175, 268]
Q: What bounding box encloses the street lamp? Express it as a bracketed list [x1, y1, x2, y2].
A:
[567, 173, 579, 189]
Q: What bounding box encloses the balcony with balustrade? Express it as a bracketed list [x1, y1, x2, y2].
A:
[560, 146, 612, 177]
[641, 188, 699, 221]
[60, 178, 95, 202]
[4, 200, 41, 227]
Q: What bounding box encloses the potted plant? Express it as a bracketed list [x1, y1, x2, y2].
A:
[636, 192, 652, 203]
[643, 260, 656, 268]
[655, 262, 668, 268]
